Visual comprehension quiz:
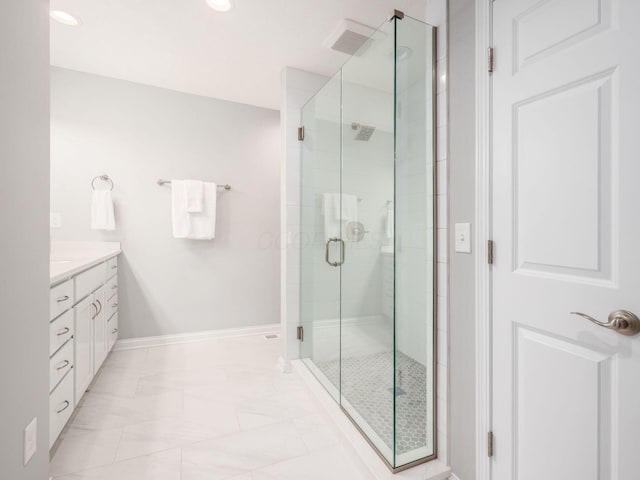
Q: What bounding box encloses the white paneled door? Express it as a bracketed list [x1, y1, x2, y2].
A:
[492, 1, 640, 479]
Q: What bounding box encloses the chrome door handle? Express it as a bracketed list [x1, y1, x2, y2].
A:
[570, 310, 640, 336]
[325, 238, 345, 267]
[325, 237, 339, 267]
[337, 238, 345, 266]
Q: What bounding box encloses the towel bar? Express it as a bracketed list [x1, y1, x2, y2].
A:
[91, 174, 114, 191]
[157, 179, 231, 191]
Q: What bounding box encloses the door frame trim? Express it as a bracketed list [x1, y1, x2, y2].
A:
[475, 1, 493, 480]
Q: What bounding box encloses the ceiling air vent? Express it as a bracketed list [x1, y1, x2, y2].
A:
[323, 19, 376, 56]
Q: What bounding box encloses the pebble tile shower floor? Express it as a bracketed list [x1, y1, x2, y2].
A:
[316, 351, 427, 455]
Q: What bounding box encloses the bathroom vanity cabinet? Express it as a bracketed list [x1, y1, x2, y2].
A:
[49, 250, 120, 448]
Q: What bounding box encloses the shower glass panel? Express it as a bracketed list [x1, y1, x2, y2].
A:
[299, 13, 435, 471]
[300, 71, 342, 401]
[394, 15, 435, 468]
[340, 19, 396, 464]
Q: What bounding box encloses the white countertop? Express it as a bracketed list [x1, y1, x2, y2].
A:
[51, 241, 121, 285]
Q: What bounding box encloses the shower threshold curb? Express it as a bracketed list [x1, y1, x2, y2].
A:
[292, 359, 451, 480]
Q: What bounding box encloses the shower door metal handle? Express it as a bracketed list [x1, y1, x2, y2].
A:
[570, 310, 640, 336]
[325, 237, 345, 267]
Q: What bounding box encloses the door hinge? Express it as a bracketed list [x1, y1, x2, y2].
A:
[296, 325, 304, 341]
[488, 47, 494, 73]
[488, 240, 494, 265]
[297, 126, 305, 141]
[488, 431, 494, 457]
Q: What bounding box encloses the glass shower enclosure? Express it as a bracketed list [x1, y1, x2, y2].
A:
[299, 12, 436, 472]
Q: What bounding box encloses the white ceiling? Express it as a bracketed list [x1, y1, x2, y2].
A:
[50, 0, 427, 110]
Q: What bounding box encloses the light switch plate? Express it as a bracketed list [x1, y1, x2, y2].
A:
[24, 417, 37, 465]
[50, 212, 61, 228]
[455, 223, 471, 253]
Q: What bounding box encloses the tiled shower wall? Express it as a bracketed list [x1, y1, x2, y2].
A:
[427, 0, 450, 466]
[280, 0, 449, 467]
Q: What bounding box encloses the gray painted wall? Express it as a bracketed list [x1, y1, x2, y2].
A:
[0, 1, 50, 478]
[51, 68, 281, 339]
[448, 0, 476, 478]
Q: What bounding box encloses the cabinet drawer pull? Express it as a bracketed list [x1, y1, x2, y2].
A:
[110, 265, 117, 270]
[56, 295, 70, 303]
[56, 359, 70, 371]
[111, 285, 117, 290]
[56, 327, 70, 336]
[112, 303, 118, 308]
[56, 400, 70, 414]
[96, 299, 102, 315]
[112, 328, 118, 334]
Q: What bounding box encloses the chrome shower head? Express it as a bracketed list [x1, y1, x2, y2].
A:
[351, 122, 376, 141]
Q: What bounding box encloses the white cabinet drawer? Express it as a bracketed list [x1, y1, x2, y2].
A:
[75, 262, 107, 302]
[50, 279, 74, 321]
[105, 292, 118, 321]
[108, 313, 118, 351]
[107, 256, 118, 277]
[50, 309, 74, 356]
[50, 339, 73, 392]
[105, 275, 118, 297]
[49, 370, 74, 448]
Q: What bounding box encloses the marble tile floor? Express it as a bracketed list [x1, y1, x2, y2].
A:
[50, 335, 371, 480]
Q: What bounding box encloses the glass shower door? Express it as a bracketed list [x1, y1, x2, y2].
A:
[339, 19, 396, 465]
[299, 13, 436, 472]
[299, 72, 342, 400]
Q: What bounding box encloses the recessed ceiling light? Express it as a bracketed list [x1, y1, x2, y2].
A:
[206, 0, 232, 12]
[50, 10, 81, 26]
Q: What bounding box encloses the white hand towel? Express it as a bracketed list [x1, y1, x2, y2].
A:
[330, 193, 358, 222]
[183, 180, 204, 213]
[91, 190, 115, 231]
[186, 182, 217, 239]
[322, 193, 340, 239]
[172, 180, 217, 240]
[171, 180, 190, 238]
[341, 194, 358, 223]
[386, 202, 394, 239]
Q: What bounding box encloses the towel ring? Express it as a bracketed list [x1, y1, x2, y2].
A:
[91, 174, 114, 191]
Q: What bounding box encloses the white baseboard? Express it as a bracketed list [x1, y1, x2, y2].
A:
[113, 323, 280, 351]
[448, 474, 462, 480]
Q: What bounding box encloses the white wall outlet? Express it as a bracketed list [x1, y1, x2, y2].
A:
[455, 223, 472, 253]
[24, 417, 37, 465]
[50, 212, 62, 228]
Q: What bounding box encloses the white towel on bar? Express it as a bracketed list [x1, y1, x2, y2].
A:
[91, 190, 115, 231]
[172, 180, 217, 240]
[341, 194, 358, 222]
[321, 193, 358, 239]
[322, 193, 340, 239]
[385, 201, 394, 239]
[183, 180, 204, 213]
[325, 193, 358, 222]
